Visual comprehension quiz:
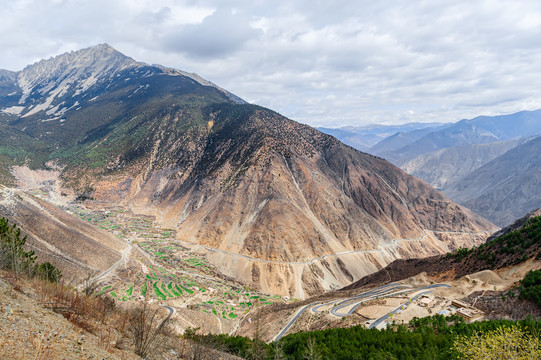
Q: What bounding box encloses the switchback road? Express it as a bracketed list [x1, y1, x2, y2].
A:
[369, 284, 451, 329]
[272, 283, 451, 341]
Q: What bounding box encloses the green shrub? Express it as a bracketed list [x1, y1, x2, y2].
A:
[33, 262, 62, 283]
[519, 270, 541, 306]
[202, 315, 541, 360]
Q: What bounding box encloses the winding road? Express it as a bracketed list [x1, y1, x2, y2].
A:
[158, 305, 175, 330]
[75, 243, 132, 292]
[329, 284, 408, 316]
[312, 283, 404, 314]
[368, 284, 451, 329]
[91, 245, 132, 282]
[177, 230, 433, 267]
[274, 301, 323, 342]
[273, 283, 451, 341]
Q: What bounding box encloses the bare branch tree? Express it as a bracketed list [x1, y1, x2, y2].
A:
[127, 302, 170, 358]
[80, 271, 101, 297]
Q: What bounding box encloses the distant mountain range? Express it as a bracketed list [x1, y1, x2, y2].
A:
[0, 44, 493, 297]
[316, 122, 446, 152]
[378, 110, 541, 163]
[400, 137, 532, 190]
[319, 110, 541, 226]
[445, 136, 541, 227]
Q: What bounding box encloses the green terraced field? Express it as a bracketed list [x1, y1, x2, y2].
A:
[160, 282, 174, 297]
[175, 284, 184, 295]
[98, 285, 112, 295]
[180, 284, 193, 294]
[141, 282, 148, 296]
[167, 282, 181, 297]
[153, 282, 166, 300]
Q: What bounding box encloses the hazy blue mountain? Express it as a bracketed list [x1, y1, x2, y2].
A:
[378, 110, 541, 163]
[445, 136, 541, 227]
[317, 122, 444, 152]
[467, 110, 541, 139]
[369, 125, 450, 155]
[400, 137, 532, 190]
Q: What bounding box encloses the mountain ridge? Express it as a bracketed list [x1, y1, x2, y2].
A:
[445, 136, 541, 226]
[0, 44, 495, 297]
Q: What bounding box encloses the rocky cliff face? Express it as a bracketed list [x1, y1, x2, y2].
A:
[0, 45, 496, 297]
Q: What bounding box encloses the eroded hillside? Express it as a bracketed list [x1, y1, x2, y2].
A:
[0, 45, 495, 297]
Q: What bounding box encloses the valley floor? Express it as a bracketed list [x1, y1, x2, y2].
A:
[21, 187, 289, 336]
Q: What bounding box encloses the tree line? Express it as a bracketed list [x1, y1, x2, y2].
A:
[193, 314, 540, 359]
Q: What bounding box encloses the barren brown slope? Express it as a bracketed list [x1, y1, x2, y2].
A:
[343, 209, 541, 291]
[0, 46, 495, 297]
[0, 186, 128, 282]
[77, 107, 495, 297]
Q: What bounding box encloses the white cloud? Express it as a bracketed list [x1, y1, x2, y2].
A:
[1, 0, 541, 127]
[161, 7, 262, 58]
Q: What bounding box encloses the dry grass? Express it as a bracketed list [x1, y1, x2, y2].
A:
[0, 269, 241, 359]
[32, 278, 130, 348]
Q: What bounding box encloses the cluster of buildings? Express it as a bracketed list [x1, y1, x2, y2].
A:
[417, 295, 484, 323]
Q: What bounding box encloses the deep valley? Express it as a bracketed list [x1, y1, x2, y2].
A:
[0, 44, 540, 360]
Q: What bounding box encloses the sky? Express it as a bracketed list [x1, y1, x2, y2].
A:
[2, 0, 541, 128]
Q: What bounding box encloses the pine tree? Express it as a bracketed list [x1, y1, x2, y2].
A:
[0, 217, 61, 282]
[0, 217, 36, 276]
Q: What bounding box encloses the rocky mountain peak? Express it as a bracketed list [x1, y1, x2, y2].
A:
[16, 44, 141, 107]
[20, 43, 137, 78]
[0, 44, 244, 117]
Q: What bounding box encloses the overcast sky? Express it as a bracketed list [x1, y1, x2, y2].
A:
[2, 0, 541, 127]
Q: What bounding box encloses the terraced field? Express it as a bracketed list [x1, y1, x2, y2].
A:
[62, 202, 285, 321]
